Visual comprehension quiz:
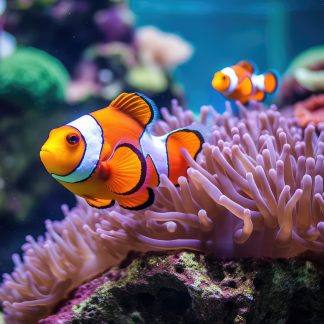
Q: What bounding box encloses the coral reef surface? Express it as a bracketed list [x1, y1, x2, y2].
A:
[42, 252, 324, 324]
[1, 101, 323, 323]
[278, 45, 324, 127]
[4, 0, 190, 106]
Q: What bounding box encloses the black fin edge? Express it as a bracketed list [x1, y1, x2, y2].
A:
[119, 188, 155, 211]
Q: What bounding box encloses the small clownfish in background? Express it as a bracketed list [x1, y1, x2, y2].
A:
[212, 61, 278, 104]
[40, 93, 204, 210]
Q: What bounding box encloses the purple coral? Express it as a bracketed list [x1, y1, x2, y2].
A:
[1, 101, 323, 323]
[94, 4, 134, 43]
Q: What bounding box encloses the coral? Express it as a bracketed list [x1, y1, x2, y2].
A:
[1, 101, 323, 323]
[136, 26, 193, 69]
[0, 47, 69, 110]
[9, 2, 189, 105]
[286, 45, 324, 77]
[294, 94, 324, 128]
[66, 61, 101, 103]
[277, 76, 313, 108]
[42, 252, 324, 323]
[67, 43, 136, 102]
[0, 46, 70, 228]
[94, 3, 134, 42]
[275, 46, 324, 128]
[126, 65, 168, 93]
[67, 24, 192, 104]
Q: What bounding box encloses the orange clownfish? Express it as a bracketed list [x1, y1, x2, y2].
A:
[40, 93, 204, 210]
[212, 61, 278, 104]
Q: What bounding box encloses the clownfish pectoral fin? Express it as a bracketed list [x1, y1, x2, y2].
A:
[85, 197, 115, 209]
[146, 154, 160, 187]
[109, 92, 157, 129]
[117, 188, 155, 210]
[166, 129, 204, 185]
[250, 91, 266, 102]
[237, 61, 254, 74]
[105, 143, 146, 195]
[264, 71, 278, 94]
[238, 77, 253, 96]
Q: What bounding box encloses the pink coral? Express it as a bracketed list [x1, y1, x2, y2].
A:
[136, 26, 193, 69]
[1, 101, 323, 323]
[294, 94, 324, 128]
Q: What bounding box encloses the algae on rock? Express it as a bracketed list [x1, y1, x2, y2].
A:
[41, 252, 324, 324]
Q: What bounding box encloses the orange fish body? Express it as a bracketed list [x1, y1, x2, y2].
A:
[40, 93, 204, 210]
[212, 61, 278, 104]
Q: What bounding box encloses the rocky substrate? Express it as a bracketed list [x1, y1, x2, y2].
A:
[40, 252, 324, 324]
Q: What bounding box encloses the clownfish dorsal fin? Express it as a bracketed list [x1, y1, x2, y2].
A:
[103, 143, 147, 195]
[109, 92, 158, 129]
[237, 61, 254, 74]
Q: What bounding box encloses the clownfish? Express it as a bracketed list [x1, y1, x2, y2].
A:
[212, 61, 278, 104]
[40, 93, 204, 210]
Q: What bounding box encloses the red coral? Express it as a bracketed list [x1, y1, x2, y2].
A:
[294, 94, 324, 127]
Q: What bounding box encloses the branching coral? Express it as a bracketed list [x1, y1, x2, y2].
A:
[1, 101, 323, 323]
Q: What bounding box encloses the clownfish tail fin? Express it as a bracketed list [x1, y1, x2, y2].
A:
[165, 128, 204, 185]
[264, 71, 278, 94]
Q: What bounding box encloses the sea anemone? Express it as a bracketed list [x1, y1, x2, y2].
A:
[1, 101, 323, 323]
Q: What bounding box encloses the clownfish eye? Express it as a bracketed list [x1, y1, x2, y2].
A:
[66, 133, 80, 145]
[222, 75, 227, 81]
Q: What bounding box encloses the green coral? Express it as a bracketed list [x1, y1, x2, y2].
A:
[0, 47, 69, 111]
[286, 45, 324, 74]
[285, 45, 324, 91]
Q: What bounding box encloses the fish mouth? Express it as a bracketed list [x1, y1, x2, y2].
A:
[40, 145, 52, 154]
[40, 147, 53, 162]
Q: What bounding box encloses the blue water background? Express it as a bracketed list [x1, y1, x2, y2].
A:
[130, 0, 324, 112]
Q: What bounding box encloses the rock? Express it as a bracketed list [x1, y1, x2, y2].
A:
[41, 251, 324, 323]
